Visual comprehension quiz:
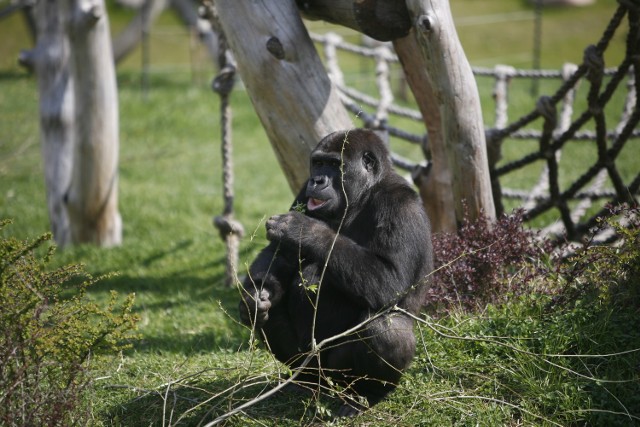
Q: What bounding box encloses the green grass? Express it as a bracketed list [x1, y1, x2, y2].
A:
[451, 0, 626, 69]
[1, 1, 639, 425]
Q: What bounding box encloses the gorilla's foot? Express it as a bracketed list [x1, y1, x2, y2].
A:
[279, 381, 316, 398]
[336, 397, 368, 418]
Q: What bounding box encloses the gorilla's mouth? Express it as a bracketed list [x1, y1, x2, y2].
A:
[307, 197, 327, 211]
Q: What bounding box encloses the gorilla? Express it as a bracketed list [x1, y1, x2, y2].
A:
[239, 129, 433, 416]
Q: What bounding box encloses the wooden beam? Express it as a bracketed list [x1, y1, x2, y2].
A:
[296, 0, 411, 41]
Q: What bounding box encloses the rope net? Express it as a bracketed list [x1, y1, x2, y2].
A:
[311, 2, 639, 242]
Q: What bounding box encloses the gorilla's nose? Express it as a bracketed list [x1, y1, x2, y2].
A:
[312, 176, 327, 188]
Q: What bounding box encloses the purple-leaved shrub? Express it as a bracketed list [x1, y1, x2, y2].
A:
[428, 209, 552, 312]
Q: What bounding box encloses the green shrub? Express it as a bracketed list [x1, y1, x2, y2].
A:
[555, 204, 640, 309]
[0, 220, 139, 426]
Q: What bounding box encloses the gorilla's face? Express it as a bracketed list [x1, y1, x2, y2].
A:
[305, 150, 345, 219]
[305, 131, 383, 221]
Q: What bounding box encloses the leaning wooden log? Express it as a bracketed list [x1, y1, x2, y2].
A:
[296, 0, 411, 41]
[215, 0, 353, 193]
[64, 0, 122, 246]
[403, 0, 496, 224]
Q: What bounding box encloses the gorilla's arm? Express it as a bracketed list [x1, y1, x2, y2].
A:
[239, 187, 308, 328]
[266, 188, 430, 311]
[239, 240, 296, 327]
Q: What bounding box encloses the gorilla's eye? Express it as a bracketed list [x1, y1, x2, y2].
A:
[363, 152, 376, 171]
[312, 157, 342, 169]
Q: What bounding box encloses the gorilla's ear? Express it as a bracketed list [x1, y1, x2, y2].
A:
[363, 151, 377, 172]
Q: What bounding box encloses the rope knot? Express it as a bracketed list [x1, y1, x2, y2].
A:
[536, 96, 557, 124]
[583, 45, 604, 84]
[494, 64, 516, 81]
[212, 65, 236, 97]
[213, 215, 245, 240]
[485, 128, 500, 144]
[485, 129, 504, 166]
[410, 161, 432, 184]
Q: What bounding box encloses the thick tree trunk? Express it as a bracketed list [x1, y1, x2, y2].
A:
[64, 0, 122, 246]
[215, 0, 353, 193]
[393, 35, 457, 233]
[24, 0, 74, 247]
[404, 0, 495, 223]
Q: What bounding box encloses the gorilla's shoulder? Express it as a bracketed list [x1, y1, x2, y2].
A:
[374, 175, 420, 205]
[366, 176, 425, 225]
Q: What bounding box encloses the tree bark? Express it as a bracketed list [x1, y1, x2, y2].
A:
[404, 0, 495, 224]
[393, 35, 457, 233]
[24, 0, 74, 247]
[64, 0, 122, 246]
[215, 0, 353, 193]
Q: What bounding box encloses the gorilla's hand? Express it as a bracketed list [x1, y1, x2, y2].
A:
[239, 288, 272, 328]
[266, 212, 318, 247]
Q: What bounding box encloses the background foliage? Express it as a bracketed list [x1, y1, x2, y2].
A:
[0, 221, 138, 426]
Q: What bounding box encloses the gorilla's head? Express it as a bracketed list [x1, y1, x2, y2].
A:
[305, 129, 392, 221]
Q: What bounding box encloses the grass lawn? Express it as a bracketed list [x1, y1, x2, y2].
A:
[1, 1, 639, 425]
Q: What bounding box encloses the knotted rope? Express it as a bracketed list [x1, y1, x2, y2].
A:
[211, 32, 244, 287]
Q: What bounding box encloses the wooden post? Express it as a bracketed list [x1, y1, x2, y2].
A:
[215, 0, 353, 193]
[403, 0, 495, 223]
[64, 0, 122, 246]
[21, 0, 74, 247]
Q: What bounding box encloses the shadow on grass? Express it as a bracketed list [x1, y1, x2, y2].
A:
[101, 376, 340, 426]
[83, 251, 249, 354]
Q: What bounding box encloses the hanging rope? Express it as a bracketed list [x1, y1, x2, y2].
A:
[210, 25, 244, 287]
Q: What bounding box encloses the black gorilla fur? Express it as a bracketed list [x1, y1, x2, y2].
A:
[239, 129, 433, 416]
